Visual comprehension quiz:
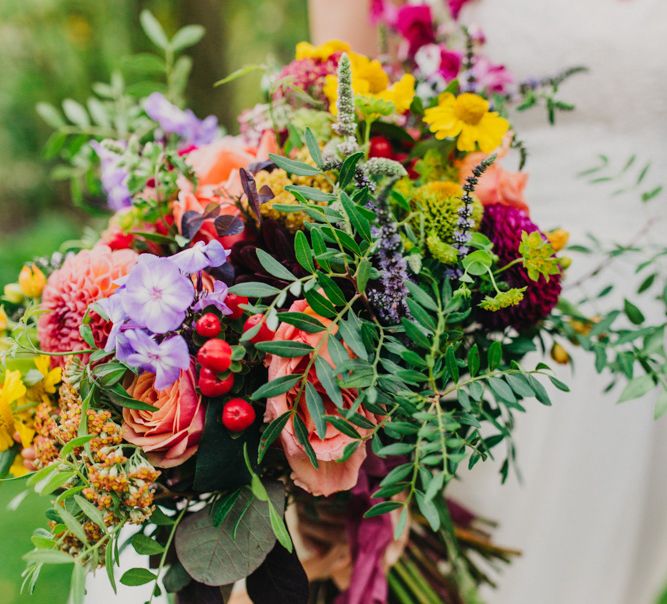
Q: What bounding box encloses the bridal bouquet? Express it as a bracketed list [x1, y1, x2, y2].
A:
[2, 5, 665, 604]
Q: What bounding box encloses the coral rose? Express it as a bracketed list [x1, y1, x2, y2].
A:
[38, 245, 137, 366]
[264, 300, 376, 497]
[123, 363, 204, 468]
[459, 151, 529, 214]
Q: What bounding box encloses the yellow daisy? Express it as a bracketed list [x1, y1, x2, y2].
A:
[34, 355, 62, 395]
[423, 92, 509, 153]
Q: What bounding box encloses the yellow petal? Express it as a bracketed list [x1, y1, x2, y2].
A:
[15, 420, 35, 449]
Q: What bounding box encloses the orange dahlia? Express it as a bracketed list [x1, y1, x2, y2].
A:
[38, 245, 137, 365]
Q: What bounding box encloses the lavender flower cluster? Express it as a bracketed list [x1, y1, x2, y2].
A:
[144, 93, 218, 148]
[366, 199, 411, 325]
[98, 240, 231, 389]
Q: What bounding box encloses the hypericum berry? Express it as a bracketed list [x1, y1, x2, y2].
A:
[225, 292, 248, 320]
[222, 398, 256, 432]
[243, 314, 275, 343]
[369, 136, 394, 159]
[197, 339, 232, 373]
[198, 367, 235, 398]
[195, 313, 222, 338]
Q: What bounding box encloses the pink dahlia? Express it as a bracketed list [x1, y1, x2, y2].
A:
[38, 245, 137, 365]
[480, 204, 561, 330]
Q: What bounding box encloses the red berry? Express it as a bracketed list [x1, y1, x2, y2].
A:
[197, 339, 232, 372]
[195, 313, 222, 338]
[222, 398, 256, 432]
[225, 293, 248, 320]
[243, 314, 275, 343]
[369, 136, 394, 159]
[198, 367, 234, 398]
[107, 232, 134, 251]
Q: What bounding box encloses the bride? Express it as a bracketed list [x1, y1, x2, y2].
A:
[310, 1, 667, 603]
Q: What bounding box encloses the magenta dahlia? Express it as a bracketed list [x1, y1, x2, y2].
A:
[38, 245, 137, 365]
[479, 203, 561, 330]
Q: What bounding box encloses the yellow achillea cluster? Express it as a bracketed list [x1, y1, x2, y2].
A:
[254, 150, 333, 232]
[479, 287, 527, 311]
[519, 231, 561, 282]
[409, 181, 484, 258]
[34, 380, 160, 536]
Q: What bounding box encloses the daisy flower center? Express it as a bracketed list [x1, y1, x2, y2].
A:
[453, 93, 489, 125]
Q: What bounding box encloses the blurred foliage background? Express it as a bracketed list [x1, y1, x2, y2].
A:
[0, 1, 307, 601]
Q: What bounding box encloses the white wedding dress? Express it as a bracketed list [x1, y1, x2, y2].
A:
[449, 1, 667, 603]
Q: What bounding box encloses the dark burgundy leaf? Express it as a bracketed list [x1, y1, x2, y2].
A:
[176, 579, 228, 604]
[249, 159, 275, 174]
[240, 168, 262, 223]
[258, 185, 275, 204]
[203, 203, 221, 219]
[246, 541, 309, 604]
[215, 214, 245, 237]
[181, 210, 206, 240]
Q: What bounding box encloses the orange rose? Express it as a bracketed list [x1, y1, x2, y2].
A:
[264, 300, 376, 497]
[459, 151, 529, 214]
[123, 363, 205, 468]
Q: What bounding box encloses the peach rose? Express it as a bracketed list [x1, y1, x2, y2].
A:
[459, 150, 529, 214]
[265, 300, 376, 497]
[122, 363, 205, 468]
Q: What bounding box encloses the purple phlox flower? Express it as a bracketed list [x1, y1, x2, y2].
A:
[95, 294, 127, 353]
[121, 254, 194, 334]
[144, 92, 218, 147]
[90, 140, 131, 211]
[169, 240, 229, 274]
[193, 280, 232, 315]
[123, 329, 190, 390]
[448, 0, 473, 20]
[471, 56, 514, 94]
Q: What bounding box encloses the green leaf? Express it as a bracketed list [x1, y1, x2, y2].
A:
[462, 250, 493, 276]
[108, 384, 158, 411]
[36, 102, 65, 128]
[315, 357, 343, 408]
[79, 324, 95, 347]
[304, 128, 323, 167]
[175, 483, 285, 586]
[285, 185, 336, 203]
[618, 374, 655, 403]
[229, 282, 282, 298]
[527, 375, 551, 405]
[304, 288, 337, 319]
[258, 412, 291, 463]
[60, 435, 94, 458]
[316, 273, 346, 306]
[74, 495, 106, 530]
[212, 489, 243, 527]
[624, 299, 645, 325]
[305, 382, 327, 439]
[654, 390, 667, 420]
[268, 503, 293, 553]
[338, 152, 364, 188]
[251, 375, 301, 401]
[162, 560, 192, 593]
[446, 347, 459, 383]
[488, 341, 503, 370]
[325, 416, 361, 439]
[340, 192, 371, 241]
[256, 249, 297, 282]
[277, 311, 326, 333]
[467, 345, 480, 377]
[406, 281, 438, 312]
[294, 231, 315, 273]
[120, 567, 157, 586]
[377, 443, 414, 457]
[269, 153, 321, 176]
[58, 506, 88, 543]
[505, 374, 534, 398]
[549, 376, 570, 392]
[339, 314, 368, 360]
[105, 541, 117, 593]
[363, 501, 403, 518]
[23, 549, 74, 565]
[170, 25, 205, 52]
[292, 415, 318, 468]
[356, 258, 371, 294]
[255, 340, 314, 357]
[214, 64, 265, 87]
[131, 533, 165, 556]
[140, 10, 169, 50]
[92, 362, 127, 387]
[62, 99, 90, 128]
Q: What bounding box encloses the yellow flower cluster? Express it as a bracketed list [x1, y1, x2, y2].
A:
[0, 356, 62, 476]
[2, 263, 47, 305]
[302, 39, 414, 118]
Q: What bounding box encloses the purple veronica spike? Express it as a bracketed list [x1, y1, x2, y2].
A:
[193, 280, 232, 315]
[90, 141, 132, 210]
[121, 254, 195, 334]
[144, 93, 218, 147]
[123, 330, 190, 390]
[169, 240, 229, 274]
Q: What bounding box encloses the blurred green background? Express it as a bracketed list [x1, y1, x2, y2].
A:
[0, 0, 307, 601]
